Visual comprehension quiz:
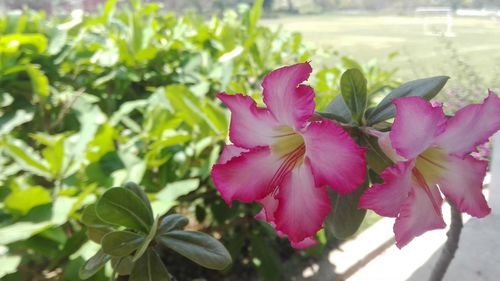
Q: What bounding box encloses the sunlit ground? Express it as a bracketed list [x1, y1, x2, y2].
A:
[262, 14, 500, 89]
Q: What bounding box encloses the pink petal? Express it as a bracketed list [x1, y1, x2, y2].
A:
[376, 131, 406, 162]
[394, 185, 446, 248]
[217, 93, 279, 149]
[274, 161, 331, 243]
[255, 193, 279, 222]
[291, 237, 318, 249]
[217, 144, 248, 164]
[436, 91, 500, 157]
[262, 62, 315, 129]
[211, 147, 282, 205]
[360, 161, 413, 217]
[390, 97, 447, 159]
[438, 155, 491, 218]
[303, 120, 367, 194]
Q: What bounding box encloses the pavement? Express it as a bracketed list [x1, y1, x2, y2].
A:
[297, 174, 499, 281]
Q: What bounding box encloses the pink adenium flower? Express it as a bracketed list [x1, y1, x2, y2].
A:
[360, 92, 500, 248]
[211, 62, 366, 248]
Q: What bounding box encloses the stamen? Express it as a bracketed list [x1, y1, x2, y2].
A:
[418, 155, 447, 170]
[267, 144, 306, 195]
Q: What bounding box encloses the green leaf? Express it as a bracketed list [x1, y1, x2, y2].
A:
[132, 216, 159, 262]
[0, 108, 34, 135]
[123, 182, 152, 214]
[361, 135, 393, 174]
[111, 256, 134, 276]
[326, 179, 369, 240]
[81, 204, 112, 228]
[130, 249, 171, 281]
[158, 214, 189, 235]
[152, 179, 200, 214]
[96, 187, 154, 233]
[79, 249, 111, 280]
[87, 226, 113, 244]
[1, 139, 50, 178]
[324, 95, 353, 124]
[250, 237, 283, 281]
[101, 231, 145, 257]
[156, 230, 232, 270]
[0, 255, 22, 278]
[366, 76, 449, 125]
[340, 68, 367, 124]
[4, 186, 52, 216]
[25, 65, 49, 98]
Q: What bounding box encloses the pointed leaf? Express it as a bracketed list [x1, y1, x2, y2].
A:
[366, 76, 449, 125]
[130, 249, 171, 281]
[101, 231, 145, 257]
[79, 249, 111, 280]
[96, 187, 154, 233]
[326, 180, 369, 239]
[156, 230, 232, 270]
[340, 68, 367, 123]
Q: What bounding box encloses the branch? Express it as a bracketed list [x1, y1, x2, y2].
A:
[429, 202, 463, 281]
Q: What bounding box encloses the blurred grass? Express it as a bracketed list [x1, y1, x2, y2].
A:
[262, 14, 500, 89]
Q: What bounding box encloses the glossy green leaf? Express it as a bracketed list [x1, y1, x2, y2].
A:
[326, 179, 369, 240]
[4, 186, 52, 216]
[158, 214, 189, 235]
[79, 249, 111, 280]
[130, 249, 171, 281]
[156, 230, 232, 270]
[340, 68, 367, 123]
[96, 187, 154, 233]
[101, 231, 145, 257]
[366, 76, 449, 125]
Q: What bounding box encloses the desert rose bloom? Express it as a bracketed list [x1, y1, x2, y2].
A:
[211, 62, 366, 248]
[360, 92, 500, 248]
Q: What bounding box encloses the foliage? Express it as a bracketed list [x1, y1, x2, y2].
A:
[0, 0, 398, 280]
[79, 182, 231, 280]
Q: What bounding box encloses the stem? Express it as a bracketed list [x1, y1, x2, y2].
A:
[429, 203, 463, 281]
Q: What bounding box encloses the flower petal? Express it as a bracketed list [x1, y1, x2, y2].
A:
[274, 160, 331, 243]
[217, 144, 248, 164]
[217, 93, 279, 149]
[393, 185, 446, 248]
[360, 161, 413, 217]
[303, 120, 367, 194]
[262, 62, 315, 129]
[438, 155, 491, 218]
[255, 193, 279, 223]
[390, 97, 447, 159]
[291, 237, 318, 249]
[211, 147, 282, 205]
[436, 91, 500, 157]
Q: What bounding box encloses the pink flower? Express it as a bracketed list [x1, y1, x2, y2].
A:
[211, 63, 367, 247]
[360, 92, 500, 248]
